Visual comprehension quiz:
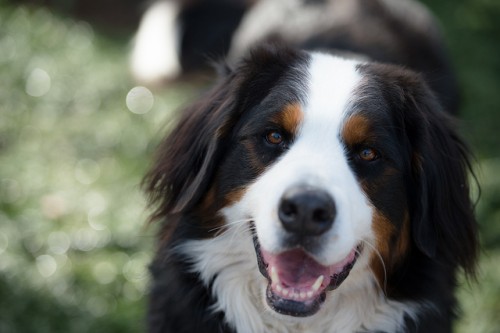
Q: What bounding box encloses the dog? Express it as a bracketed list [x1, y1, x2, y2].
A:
[142, 1, 478, 332]
[131, 0, 460, 115]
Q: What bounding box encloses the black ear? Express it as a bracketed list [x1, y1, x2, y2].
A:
[143, 77, 236, 219]
[358, 62, 478, 275]
[402, 76, 479, 275]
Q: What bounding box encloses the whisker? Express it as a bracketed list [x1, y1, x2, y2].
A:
[208, 218, 253, 234]
[207, 217, 254, 251]
[360, 239, 388, 296]
[227, 222, 250, 249]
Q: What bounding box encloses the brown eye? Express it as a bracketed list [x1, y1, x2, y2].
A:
[358, 147, 378, 161]
[265, 131, 284, 145]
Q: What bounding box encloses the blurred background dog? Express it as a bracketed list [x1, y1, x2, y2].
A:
[131, 0, 459, 114]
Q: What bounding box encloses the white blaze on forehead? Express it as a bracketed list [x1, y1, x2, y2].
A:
[305, 52, 362, 132]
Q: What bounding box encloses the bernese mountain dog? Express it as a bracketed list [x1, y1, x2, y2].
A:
[142, 1, 479, 332]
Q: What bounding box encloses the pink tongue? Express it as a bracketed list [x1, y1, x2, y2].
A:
[262, 248, 330, 288]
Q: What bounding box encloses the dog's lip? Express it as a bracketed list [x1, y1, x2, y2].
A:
[253, 235, 362, 317]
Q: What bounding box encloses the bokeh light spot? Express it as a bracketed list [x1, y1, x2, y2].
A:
[41, 194, 67, 219]
[68, 21, 94, 50]
[126, 86, 154, 114]
[84, 191, 107, 214]
[75, 159, 101, 185]
[87, 207, 107, 231]
[23, 231, 45, 255]
[71, 228, 98, 252]
[36, 254, 57, 278]
[47, 231, 70, 255]
[123, 281, 143, 301]
[93, 261, 117, 285]
[122, 253, 149, 290]
[25, 68, 51, 97]
[86, 296, 109, 317]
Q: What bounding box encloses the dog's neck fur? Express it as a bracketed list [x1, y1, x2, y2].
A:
[177, 225, 423, 333]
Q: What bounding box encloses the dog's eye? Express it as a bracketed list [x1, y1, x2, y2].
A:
[265, 130, 284, 145]
[358, 147, 379, 161]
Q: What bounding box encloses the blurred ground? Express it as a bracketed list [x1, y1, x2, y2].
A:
[0, 1, 499, 332]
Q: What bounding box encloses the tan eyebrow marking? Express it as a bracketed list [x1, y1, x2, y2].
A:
[342, 113, 372, 146]
[272, 103, 304, 135]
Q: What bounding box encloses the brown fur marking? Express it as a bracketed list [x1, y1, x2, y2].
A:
[272, 103, 303, 135]
[342, 114, 372, 146]
[370, 210, 411, 290]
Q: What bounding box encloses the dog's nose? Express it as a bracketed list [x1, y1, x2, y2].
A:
[278, 186, 336, 236]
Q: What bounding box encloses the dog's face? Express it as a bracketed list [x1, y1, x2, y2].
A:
[145, 46, 477, 322]
[223, 55, 382, 316]
[217, 53, 417, 317]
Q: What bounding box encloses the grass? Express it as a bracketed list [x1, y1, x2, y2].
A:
[0, 2, 499, 332]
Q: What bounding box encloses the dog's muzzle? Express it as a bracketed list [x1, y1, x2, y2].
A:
[253, 185, 362, 317]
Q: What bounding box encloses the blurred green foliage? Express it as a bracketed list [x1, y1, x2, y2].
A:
[0, 5, 194, 332]
[0, 1, 499, 332]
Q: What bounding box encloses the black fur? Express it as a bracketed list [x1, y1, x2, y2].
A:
[148, 223, 235, 333]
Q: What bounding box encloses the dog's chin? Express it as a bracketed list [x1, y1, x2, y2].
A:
[253, 236, 361, 317]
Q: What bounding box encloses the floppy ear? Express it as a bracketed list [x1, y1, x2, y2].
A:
[143, 77, 236, 219]
[402, 77, 479, 275]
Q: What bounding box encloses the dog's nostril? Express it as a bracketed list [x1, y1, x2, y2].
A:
[281, 200, 297, 217]
[312, 207, 333, 223]
[278, 199, 298, 227]
[278, 186, 336, 236]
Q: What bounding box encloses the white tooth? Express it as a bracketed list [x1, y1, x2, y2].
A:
[270, 266, 280, 284]
[283, 289, 289, 297]
[312, 275, 324, 292]
[307, 291, 313, 298]
[276, 284, 283, 293]
[300, 291, 306, 299]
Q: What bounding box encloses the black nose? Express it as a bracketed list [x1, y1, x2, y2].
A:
[278, 186, 336, 236]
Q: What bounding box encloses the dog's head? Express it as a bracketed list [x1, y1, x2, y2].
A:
[145, 46, 478, 318]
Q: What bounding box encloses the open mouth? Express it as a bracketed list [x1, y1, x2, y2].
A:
[253, 236, 362, 317]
